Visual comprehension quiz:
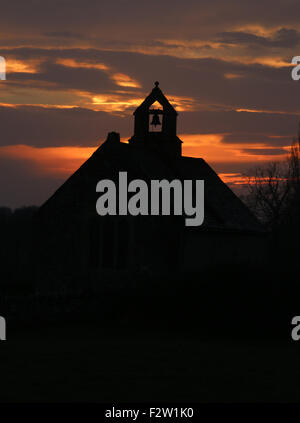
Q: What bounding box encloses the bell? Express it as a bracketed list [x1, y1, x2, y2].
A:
[151, 111, 161, 127]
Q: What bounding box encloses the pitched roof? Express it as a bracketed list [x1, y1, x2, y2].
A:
[134, 81, 177, 115]
[39, 137, 264, 233]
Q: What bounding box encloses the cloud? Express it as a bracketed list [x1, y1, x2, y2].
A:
[1, 1, 300, 44]
[217, 28, 300, 49]
[0, 155, 64, 208]
[1, 0, 300, 206]
[179, 110, 299, 145]
[43, 31, 85, 39]
[0, 105, 132, 147]
[1, 47, 300, 115]
[11, 61, 118, 94]
[0, 104, 297, 149]
[240, 147, 287, 155]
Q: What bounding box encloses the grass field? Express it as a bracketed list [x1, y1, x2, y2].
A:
[0, 320, 298, 403]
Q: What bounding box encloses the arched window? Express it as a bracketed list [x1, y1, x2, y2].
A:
[149, 101, 163, 133]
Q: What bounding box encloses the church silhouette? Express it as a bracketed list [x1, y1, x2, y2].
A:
[36, 82, 265, 293]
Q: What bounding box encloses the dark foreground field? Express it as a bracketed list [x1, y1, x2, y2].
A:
[0, 320, 298, 403]
[0, 265, 299, 403]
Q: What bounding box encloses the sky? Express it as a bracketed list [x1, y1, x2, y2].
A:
[1, 0, 300, 208]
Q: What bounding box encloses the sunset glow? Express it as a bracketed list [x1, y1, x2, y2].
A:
[0, 134, 289, 188]
[1, 1, 299, 207]
[56, 58, 109, 71]
[6, 58, 41, 74]
[0, 145, 97, 177]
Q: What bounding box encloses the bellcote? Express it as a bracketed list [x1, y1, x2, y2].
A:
[128, 82, 182, 157]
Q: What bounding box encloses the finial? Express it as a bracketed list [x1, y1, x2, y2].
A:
[154, 81, 159, 88]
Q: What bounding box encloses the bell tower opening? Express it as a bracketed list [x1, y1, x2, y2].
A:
[128, 81, 183, 157]
[149, 101, 163, 133]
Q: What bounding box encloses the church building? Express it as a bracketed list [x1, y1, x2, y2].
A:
[36, 82, 266, 292]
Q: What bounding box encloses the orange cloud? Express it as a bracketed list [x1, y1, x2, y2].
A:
[6, 58, 41, 74]
[0, 145, 96, 177]
[0, 135, 288, 183]
[57, 58, 141, 88]
[219, 173, 249, 185]
[180, 133, 289, 162]
[224, 73, 244, 79]
[121, 37, 294, 68]
[56, 58, 109, 71]
[91, 94, 144, 112]
[90, 93, 196, 113]
[235, 108, 299, 115]
[0, 102, 80, 109]
[110, 73, 141, 88]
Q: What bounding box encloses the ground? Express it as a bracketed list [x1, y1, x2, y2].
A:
[0, 321, 297, 403]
